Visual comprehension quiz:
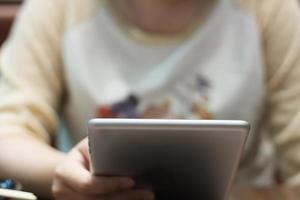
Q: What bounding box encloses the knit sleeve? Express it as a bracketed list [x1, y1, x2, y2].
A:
[240, 0, 300, 184]
[0, 0, 66, 143]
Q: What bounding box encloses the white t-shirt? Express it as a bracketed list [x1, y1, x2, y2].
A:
[62, 0, 269, 184]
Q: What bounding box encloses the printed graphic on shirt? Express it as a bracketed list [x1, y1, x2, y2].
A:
[97, 74, 214, 119]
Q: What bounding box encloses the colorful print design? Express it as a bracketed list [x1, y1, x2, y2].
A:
[97, 75, 214, 119]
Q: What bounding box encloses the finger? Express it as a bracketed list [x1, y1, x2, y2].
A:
[53, 178, 154, 200]
[76, 138, 91, 170]
[55, 150, 134, 195]
[52, 179, 76, 200]
[107, 189, 155, 200]
[52, 179, 106, 200]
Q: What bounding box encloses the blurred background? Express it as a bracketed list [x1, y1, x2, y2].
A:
[0, 0, 21, 46]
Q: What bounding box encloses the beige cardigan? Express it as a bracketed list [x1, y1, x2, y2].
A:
[0, 0, 300, 185]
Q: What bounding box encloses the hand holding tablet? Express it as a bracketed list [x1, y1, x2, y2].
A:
[52, 138, 154, 200]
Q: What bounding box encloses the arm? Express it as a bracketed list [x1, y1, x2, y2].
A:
[0, 1, 154, 199]
[0, 134, 66, 198]
[241, 0, 300, 184]
[261, 0, 300, 185]
[0, 0, 67, 198]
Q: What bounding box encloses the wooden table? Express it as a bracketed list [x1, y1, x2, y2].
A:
[230, 187, 300, 200]
[0, 3, 20, 45]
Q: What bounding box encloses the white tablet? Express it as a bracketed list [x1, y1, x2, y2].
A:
[88, 119, 249, 200]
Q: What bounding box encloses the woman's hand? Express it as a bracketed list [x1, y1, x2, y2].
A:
[52, 138, 155, 200]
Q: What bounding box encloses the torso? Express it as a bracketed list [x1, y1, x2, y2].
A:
[62, 0, 270, 185]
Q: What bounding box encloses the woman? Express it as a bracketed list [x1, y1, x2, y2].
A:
[0, 0, 300, 199]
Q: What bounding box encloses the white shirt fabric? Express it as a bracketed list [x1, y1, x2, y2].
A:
[62, 0, 268, 184]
